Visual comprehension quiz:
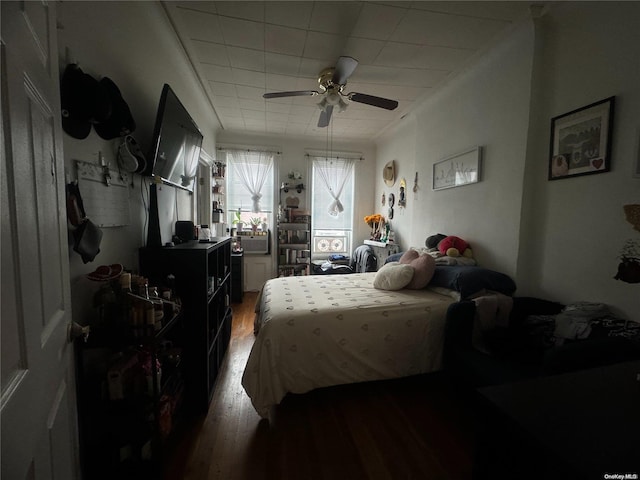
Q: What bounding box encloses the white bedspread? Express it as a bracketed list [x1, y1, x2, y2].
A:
[241, 273, 456, 418]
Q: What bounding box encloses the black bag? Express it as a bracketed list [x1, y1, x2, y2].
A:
[66, 182, 103, 263]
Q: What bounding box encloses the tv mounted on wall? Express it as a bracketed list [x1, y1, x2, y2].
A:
[146, 84, 203, 192]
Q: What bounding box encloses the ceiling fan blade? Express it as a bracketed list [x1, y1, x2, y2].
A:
[263, 90, 318, 99]
[332, 56, 358, 85]
[349, 93, 398, 110]
[318, 105, 334, 128]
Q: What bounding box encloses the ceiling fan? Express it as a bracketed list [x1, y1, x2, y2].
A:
[263, 56, 399, 128]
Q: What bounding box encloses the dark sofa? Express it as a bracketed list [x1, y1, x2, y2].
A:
[443, 296, 640, 387]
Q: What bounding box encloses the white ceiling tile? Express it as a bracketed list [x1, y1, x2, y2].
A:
[266, 73, 302, 92]
[266, 112, 290, 123]
[266, 2, 313, 29]
[201, 64, 234, 83]
[265, 52, 301, 76]
[170, 0, 531, 141]
[297, 58, 328, 79]
[223, 118, 246, 127]
[353, 64, 448, 87]
[303, 31, 347, 62]
[176, 8, 223, 43]
[375, 42, 473, 71]
[289, 104, 318, 117]
[266, 124, 287, 134]
[410, 2, 530, 22]
[343, 37, 386, 65]
[244, 118, 267, 127]
[350, 3, 408, 41]
[208, 81, 237, 97]
[346, 81, 427, 101]
[212, 96, 240, 108]
[192, 40, 229, 66]
[219, 16, 264, 49]
[214, 1, 264, 22]
[265, 24, 307, 56]
[239, 98, 267, 111]
[174, 2, 218, 15]
[235, 84, 265, 100]
[214, 106, 242, 117]
[309, 2, 363, 35]
[285, 124, 308, 134]
[266, 102, 291, 114]
[232, 69, 266, 88]
[242, 112, 267, 122]
[391, 9, 509, 49]
[227, 46, 265, 71]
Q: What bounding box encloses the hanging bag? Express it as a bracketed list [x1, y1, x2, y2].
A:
[66, 182, 103, 263]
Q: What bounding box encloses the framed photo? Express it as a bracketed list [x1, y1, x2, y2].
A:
[549, 96, 615, 180]
[432, 146, 482, 190]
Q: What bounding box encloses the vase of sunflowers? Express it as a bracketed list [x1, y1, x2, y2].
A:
[364, 214, 385, 240]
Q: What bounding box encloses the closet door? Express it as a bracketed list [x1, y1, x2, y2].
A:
[1, 2, 79, 479]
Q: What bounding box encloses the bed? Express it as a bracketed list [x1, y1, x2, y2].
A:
[241, 272, 459, 418]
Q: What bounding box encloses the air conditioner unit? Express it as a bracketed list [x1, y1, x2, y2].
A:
[241, 235, 269, 254]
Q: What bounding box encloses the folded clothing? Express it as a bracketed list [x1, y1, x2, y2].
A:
[553, 302, 610, 342]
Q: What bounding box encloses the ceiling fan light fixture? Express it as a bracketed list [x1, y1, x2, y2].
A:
[317, 97, 328, 111]
[338, 96, 349, 113]
[325, 89, 341, 106]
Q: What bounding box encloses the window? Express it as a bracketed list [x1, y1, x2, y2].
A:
[310, 155, 356, 260]
[222, 149, 276, 230]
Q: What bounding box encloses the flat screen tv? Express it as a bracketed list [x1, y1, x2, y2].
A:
[146, 84, 203, 191]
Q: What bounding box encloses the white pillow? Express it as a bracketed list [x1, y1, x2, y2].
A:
[373, 261, 414, 290]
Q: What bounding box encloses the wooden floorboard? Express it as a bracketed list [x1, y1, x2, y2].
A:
[165, 291, 476, 480]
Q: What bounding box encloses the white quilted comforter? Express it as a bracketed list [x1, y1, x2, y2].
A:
[241, 273, 456, 418]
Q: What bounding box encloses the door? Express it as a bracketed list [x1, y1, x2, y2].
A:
[1, 2, 79, 479]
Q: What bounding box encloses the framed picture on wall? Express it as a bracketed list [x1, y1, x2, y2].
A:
[548, 96, 615, 180]
[432, 146, 482, 190]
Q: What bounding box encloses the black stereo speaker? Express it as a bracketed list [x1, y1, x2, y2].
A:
[175, 221, 195, 243]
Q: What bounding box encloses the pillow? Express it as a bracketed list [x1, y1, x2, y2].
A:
[430, 266, 516, 299]
[385, 252, 404, 264]
[373, 262, 414, 290]
[399, 250, 436, 289]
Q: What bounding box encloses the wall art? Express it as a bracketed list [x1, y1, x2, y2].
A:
[549, 96, 614, 180]
[432, 146, 482, 190]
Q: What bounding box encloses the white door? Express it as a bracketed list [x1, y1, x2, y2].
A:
[1, 2, 79, 479]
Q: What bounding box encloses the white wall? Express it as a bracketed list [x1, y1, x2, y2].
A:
[376, 20, 536, 277]
[57, 1, 221, 321]
[375, 115, 418, 249]
[376, 4, 640, 319]
[519, 3, 640, 318]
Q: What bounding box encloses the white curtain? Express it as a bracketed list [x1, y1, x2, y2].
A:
[313, 156, 355, 217]
[228, 150, 274, 213]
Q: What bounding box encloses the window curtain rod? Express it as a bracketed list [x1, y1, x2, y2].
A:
[305, 153, 364, 161]
[217, 146, 281, 155]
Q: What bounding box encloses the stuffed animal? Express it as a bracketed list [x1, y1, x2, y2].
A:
[438, 235, 473, 258]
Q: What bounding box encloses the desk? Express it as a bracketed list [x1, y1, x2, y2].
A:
[363, 240, 400, 269]
[477, 360, 640, 479]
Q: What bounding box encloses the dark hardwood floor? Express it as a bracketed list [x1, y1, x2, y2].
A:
[165, 291, 477, 480]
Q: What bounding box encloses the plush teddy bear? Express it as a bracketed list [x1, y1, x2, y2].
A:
[438, 235, 473, 258]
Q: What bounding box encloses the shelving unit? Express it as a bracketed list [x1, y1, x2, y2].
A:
[277, 208, 311, 276]
[211, 161, 226, 234]
[139, 238, 232, 413]
[76, 292, 185, 479]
